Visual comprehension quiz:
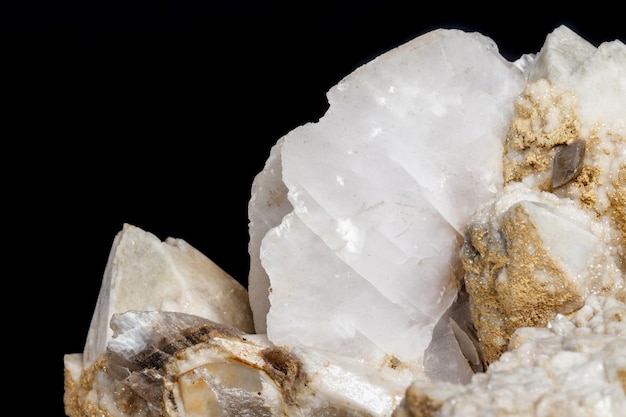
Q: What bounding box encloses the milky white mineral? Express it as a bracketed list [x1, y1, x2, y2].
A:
[248, 27, 526, 374]
[82, 223, 255, 367]
[64, 25, 625, 417]
[64, 225, 416, 417]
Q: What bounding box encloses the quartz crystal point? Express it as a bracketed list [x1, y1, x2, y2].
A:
[248, 28, 526, 372]
[83, 224, 255, 367]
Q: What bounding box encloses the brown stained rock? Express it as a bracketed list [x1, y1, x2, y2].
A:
[498, 204, 584, 331]
[261, 347, 307, 405]
[462, 202, 586, 365]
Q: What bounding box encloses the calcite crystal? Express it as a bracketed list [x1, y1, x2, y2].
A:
[64, 25, 625, 417]
[248, 28, 525, 372]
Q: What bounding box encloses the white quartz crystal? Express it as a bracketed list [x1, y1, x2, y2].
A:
[65, 25, 626, 417]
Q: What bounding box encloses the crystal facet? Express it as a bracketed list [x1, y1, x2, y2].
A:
[248, 28, 526, 373]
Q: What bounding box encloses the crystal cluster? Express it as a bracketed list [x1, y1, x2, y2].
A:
[64, 26, 625, 417]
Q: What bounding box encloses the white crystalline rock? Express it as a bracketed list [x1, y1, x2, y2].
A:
[66, 310, 418, 417]
[462, 182, 625, 363]
[67, 225, 414, 417]
[528, 25, 626, 136]
[291, 346, 416, 416]
[83, 223, 254, 366]
[393, 25, 626, 417]
[248, 136, 291, 334]
[248, 28, 527, 371]
[394, 295, 626, 417]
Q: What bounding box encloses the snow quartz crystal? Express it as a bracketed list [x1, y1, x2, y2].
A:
[64, 26, 626, 417]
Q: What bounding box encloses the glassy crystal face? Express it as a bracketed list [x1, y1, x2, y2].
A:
[64, 25, 626, 417]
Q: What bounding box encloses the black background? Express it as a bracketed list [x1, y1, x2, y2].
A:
[3, 2, 623, 415]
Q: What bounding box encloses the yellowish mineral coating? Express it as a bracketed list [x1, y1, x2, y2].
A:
[466, 78, 626, 366]
[64, 356, 116, 417]
[608, 164, 626, 249]
[462, 204, 587, 365]
[503, 79, 626, 237]
[260, 347, 306, 405]
[400, 385, 444, 417]
[503, 79, 580, 189]
[573, 164, 601, 210]
[63, 367, 82, 417]
[461, 225, 509, 364]
[498, 204, 583, 331]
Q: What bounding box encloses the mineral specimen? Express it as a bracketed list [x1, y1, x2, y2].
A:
[394, 294, 626, 417]
[64, 25, 625, 417]
[462, 25, 626, 368]
[81, 223, 255, 367]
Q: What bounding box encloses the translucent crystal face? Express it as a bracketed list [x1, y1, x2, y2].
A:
[248, 28, 526, 370]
